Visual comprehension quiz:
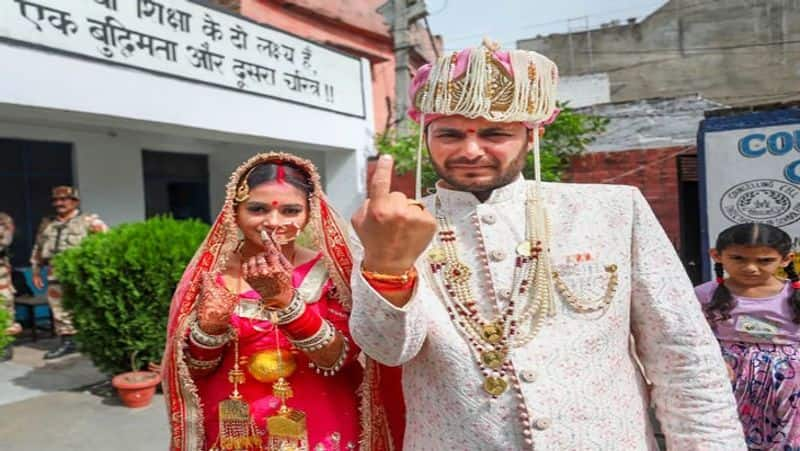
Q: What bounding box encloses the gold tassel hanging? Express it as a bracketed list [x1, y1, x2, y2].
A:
[266, 377, 309, 451]
[212, 332, 263, 451]
[266, 312, 309, 451]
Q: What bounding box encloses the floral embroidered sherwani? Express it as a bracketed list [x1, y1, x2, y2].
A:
[349, 177, 745, 450]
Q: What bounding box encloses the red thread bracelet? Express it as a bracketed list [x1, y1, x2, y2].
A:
[365, 276, 417, 293]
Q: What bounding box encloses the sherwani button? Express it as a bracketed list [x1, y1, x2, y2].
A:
[499, 289, 512, 300]
[520, 369, 537, 383]
[534, 418, 551, 430]
[481, 214, 497, 225]
[490, 250, 506, 262]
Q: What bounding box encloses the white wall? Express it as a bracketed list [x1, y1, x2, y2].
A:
[558, 73, 611, 108]
[0, 41, 377, 220]
[0, 42, 373, 153]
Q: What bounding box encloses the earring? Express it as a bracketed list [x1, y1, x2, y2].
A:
[234, 166, 258, 204]
[234, 182, 250, 204]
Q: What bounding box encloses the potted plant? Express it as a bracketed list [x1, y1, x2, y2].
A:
[111, 351, 162, 408]
[52, 216, 208, 401]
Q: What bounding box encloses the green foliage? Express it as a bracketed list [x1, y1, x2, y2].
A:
[527, 104, 609, 182]
[53, 216, 209, 375]
[375, 122, 439, 191]
[0, 295, 14, 349]
[375, 103, 609, 191]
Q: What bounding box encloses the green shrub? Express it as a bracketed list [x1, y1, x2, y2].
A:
[0, 295, 14, 349]
[53, 216, 209, 375]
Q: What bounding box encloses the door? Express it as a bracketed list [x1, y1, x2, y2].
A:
[142, 150, 210, 223]
[0, 138, 73, 293]
[678, 154, 702, 285]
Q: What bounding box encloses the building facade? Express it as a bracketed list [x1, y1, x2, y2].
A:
[519, 0, 800, 107]
[241, 0, 441, 132]
[1, 0, 375, 270]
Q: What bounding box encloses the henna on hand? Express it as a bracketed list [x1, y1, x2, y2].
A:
[196, 272, 239, 335]
[242, 231, 294, 308]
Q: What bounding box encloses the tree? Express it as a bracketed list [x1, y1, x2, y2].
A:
[375, 102, 609, 193]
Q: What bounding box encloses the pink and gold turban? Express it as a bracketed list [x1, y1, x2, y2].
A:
[406, 39, 561, 199]
[407, 39, 560, 128]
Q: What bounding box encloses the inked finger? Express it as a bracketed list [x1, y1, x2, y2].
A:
[260, 228, 280, 254]
[259, 227, 270, 245]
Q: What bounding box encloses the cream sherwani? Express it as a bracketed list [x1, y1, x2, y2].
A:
[350, 177, 744, 450]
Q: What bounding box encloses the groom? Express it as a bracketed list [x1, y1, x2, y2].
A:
[349, 41, 744, 450]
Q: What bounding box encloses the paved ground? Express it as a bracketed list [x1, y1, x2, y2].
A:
[0, 336, 169, 450]
[0, 337, 666, 450]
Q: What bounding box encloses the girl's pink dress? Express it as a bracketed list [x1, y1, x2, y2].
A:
[696, 280, 800, 451]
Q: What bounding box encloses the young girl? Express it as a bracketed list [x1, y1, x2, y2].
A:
[696, 222, 800, 450]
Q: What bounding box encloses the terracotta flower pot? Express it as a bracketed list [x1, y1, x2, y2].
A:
[111, 371, 161, 408]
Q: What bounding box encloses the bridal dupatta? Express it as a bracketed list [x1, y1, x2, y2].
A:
[162, 152, 404, 451]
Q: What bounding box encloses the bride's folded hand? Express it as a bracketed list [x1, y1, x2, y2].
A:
[242, 229, 294, 310]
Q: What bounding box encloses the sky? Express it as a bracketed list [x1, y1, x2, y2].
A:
[425, 0, 670, 51]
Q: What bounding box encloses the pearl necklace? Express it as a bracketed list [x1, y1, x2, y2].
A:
[427, 185, 556, 389]
[426, 185, 555, 449]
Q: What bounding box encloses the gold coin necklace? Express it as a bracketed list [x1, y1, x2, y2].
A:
[427, 186, 554, 399]
[426, 185, 556, 449]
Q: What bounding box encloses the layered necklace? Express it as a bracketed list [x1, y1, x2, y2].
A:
[426, 182, 622, 447]
[426, 185, 557, 446]
[427, 185, 556, 398]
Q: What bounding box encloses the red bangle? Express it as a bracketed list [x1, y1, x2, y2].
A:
[792, 281, 800, 289]
[186, 336, 226, 361]
[280, 308, 323, 340]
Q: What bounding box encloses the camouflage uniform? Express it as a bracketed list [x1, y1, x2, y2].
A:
[0, 212, 17, 332]
[30, 187, 107, 337]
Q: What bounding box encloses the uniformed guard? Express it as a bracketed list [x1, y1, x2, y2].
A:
[30, 186, 107, 359]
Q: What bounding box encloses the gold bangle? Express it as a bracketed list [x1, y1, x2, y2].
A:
[185, 353, 222, 370]
[361, 265, 417, 284]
